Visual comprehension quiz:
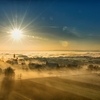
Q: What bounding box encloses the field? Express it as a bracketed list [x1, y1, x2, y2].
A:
[0, 51, 100, 100]
[0, 73, 100, 100]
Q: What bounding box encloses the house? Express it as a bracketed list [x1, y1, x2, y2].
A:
[18, 58, 25, 65]
[28, 63, 43, 70]
[46, 61, 59, 68]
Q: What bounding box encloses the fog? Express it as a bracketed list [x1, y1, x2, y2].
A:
[1, 51, 100, 59]
[0, 51, 100, 100]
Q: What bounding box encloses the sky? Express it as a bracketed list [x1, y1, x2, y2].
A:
[0, 0, 100, 50]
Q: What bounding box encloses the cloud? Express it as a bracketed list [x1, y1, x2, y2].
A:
[63, 26, 68, 31]
[24, 34, 48, 41]
[42, 26, 59, 28]
[63, 26, 81, 38]
[25, 25, 83, 41]
[33, 26, 79, 40]
[60, 41, 68, 47]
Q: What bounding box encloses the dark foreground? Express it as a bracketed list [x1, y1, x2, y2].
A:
[0, 74, 100, 100]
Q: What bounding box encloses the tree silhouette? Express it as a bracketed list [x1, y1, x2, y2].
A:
[4, 67, 15, 78]
[0, 68, 2, 75]
[0, 67, 15, 100]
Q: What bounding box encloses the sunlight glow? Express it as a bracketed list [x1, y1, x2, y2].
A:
[11, 29, 22, 40]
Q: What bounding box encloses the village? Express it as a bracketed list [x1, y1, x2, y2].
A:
[0, 53, 100, 100]
[0, 54, 100, 72]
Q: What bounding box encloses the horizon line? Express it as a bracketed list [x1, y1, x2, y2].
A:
[0, 50, 100, 51]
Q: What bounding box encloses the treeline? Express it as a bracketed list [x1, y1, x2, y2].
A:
[87, 65, 100, 71]
[0, 67, 15, 78]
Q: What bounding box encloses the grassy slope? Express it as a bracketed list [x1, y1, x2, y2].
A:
[31, 77, 100, 100]
[1, 74, 100, 100]
[13, 79, 91, 100]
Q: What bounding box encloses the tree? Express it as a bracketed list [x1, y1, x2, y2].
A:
[0, 67, 15, 100]
[4, 67, 15, 78]
[88, 65, 100, 72]
[88, 64, 94, 71]
[0, 68, 2, 75]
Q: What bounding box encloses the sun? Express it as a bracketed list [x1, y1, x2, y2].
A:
[11, 29, 22, 40]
